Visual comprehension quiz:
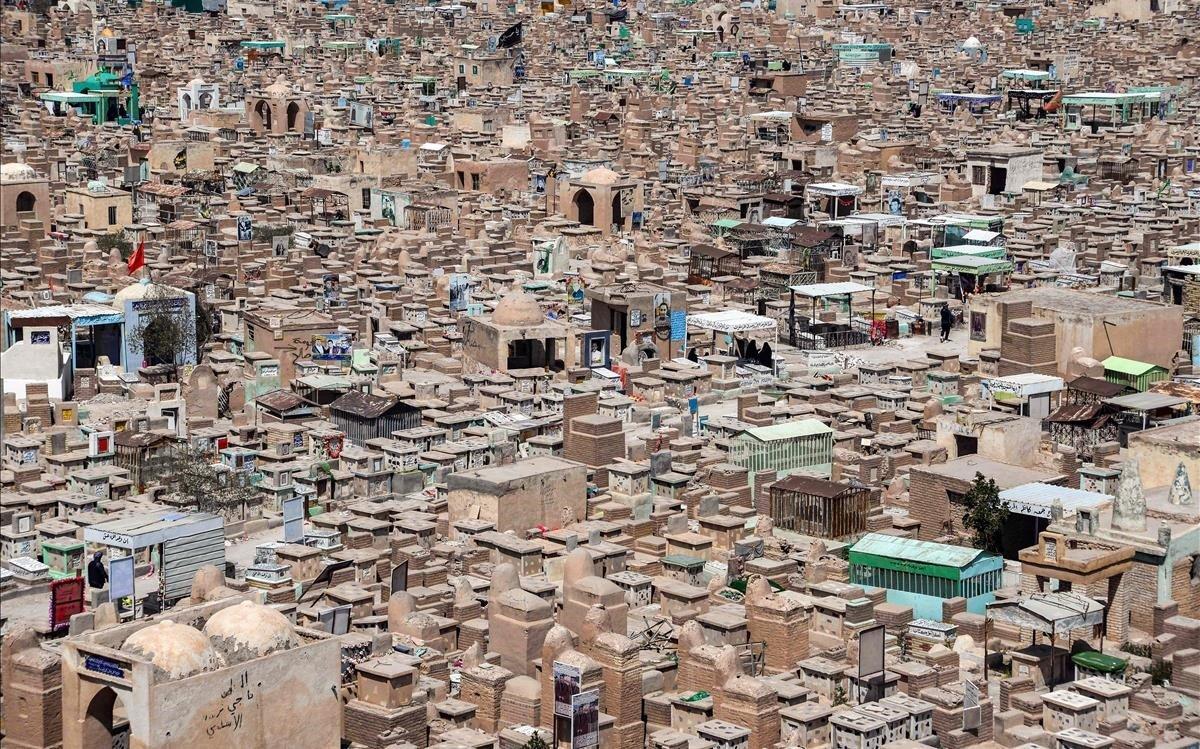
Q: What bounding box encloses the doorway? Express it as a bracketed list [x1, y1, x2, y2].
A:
[954, 433, 978, 457]
[988, 166, 1007, 196]
[83, 686, 131, 749]
[573, 190, 595, 226]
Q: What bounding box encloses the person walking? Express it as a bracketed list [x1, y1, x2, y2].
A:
[87, 550, 108, 590]
[939, 303, 953, 343]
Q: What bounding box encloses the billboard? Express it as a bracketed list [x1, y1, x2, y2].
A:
[571, 690, 600, 749]
[448, 273, 472, 312]
[312, 332, 352, 363]
[349, 101, 375, 129]
[553, 662, 581, 718]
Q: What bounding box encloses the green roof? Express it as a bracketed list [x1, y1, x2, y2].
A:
[712, 219, 744, 229]
[1102, 356, 1161, 376]
[662, 554, 705, 568]
[850, 532, 991, 579]
[742, 419, 833, 442]
[1071, 651, 1127, 674]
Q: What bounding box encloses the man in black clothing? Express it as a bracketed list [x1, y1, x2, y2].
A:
[87, 550, 108, 590]
[939, 303, 954, 343]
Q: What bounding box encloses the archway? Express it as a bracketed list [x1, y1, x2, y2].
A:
[574, 189, 594, 226]
[16, 191, 37, 213]
[255, 100, 272, 130]
[140, 316, 176, 367]
[181, 93, 192, 114]
[199, 92, 212, 108]
[83, 686, 130, 749]
[611, 193, 624, 230]
[286, 101, 300, 131]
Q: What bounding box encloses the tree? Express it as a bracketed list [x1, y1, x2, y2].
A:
[96, 232, 133, 261]
[159, 445, 257, 517]
[961, 472, 1009, 554]
[521, 734, 550, 749]
[124, 283, 198, 376]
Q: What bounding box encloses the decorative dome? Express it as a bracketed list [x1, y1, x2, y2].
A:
[580, 166, 621, 186]
[962, 36, 982, 49]
[111, 280, 184, 310]
[121, 619, 224, 679]
[203, 600, 298, 663]
[0, 162, 40, 182]
[492, 289, 544, 327]
[188, 76, 206, 88]
[265, 75, 292, 97]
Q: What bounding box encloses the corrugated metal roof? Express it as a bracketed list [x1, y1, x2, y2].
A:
[790, 281, 875, 297]
[999, 482, 1112, 518]
[1102, 356, 1161, 376]
[1104, 392, 1188, 411]
[742, 419, 832, 441]
[850, 532, 985, 569]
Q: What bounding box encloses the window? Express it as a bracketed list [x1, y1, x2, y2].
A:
[471, 173, 481, 190]
[361, 188, 372, 209]
[472, 65, 479, 76]
[970, 311, 987, 342]
[971, 166, 986, 185]
[107, 206, 118, 225]
[458, 64, 465, 74]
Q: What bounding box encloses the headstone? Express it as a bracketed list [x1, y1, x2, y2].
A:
[650, 450, 672, 476]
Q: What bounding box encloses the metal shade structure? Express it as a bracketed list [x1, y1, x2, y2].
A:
[984, 591, 1107, 685]
[986, 592, 1105, 634]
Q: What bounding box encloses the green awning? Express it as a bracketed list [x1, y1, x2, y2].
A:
[712, 219, 744, 229]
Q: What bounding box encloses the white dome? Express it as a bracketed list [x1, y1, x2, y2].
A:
[492, 289, 545, 327]
[204, 600, 298, 663]
[962, 36, 982, 49]
[121, 619, 224, 679]
[111, 280, 185, 309]
[581, 166, 621, 186]
[0, 162, 40, 182]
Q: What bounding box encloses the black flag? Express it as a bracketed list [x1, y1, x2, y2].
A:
[497, 22, 523, 48]
[607, 7, 627, 21]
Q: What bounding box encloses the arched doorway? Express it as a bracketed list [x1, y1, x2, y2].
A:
[16, 191, 37, 213]
[286, 101, 300, 131]
[611, 193, 624, 230]
[83, 686, 131, 749]
[140, 316, 176, 367]
[574, 190, 594, 226]
[255, 100, 272, 131]
[181, 93, 192, 114]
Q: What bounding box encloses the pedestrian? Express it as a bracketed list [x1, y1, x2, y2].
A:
[87, 550, 108, 590]
[940, 303, 953, 343]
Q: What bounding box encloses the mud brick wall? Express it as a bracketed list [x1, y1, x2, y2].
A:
[343, 700, 427, 749]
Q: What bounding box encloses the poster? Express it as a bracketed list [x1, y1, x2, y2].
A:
[381, 193, 397, 226]
[272, 234, 290, 257]
[349, 101, 375, 129]
[553, 662, 581, 718]
[312, 332, 352, 363]
[322, 273, 342, 303]
[236, 214, 253, 242]
[582, 330, 611, 369]
[571, 690, 600, 748]
[448, 273, 472, 312]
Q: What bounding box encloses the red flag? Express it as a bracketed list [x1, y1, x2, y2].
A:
[127, 240, 145, 275]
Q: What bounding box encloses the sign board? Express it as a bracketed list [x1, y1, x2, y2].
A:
[272, 234, 290, 257]
[108, 555, 136, 602]
[571, 690, 600, 748]
[236, 215, 253, 242]
[390, 560, 408, 595]
[553, 662, 582, 718]
[858, 624, 886, 679]
[963, 679, 981, 730]
[312, 332, 352, 363]
[282, 496, 304, 543]
[448, 273, 472, 312]
[50, 576, 86, 631]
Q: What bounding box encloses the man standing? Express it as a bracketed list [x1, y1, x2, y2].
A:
[87, 550, 108, 590]
[940, 303, 954, 343]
